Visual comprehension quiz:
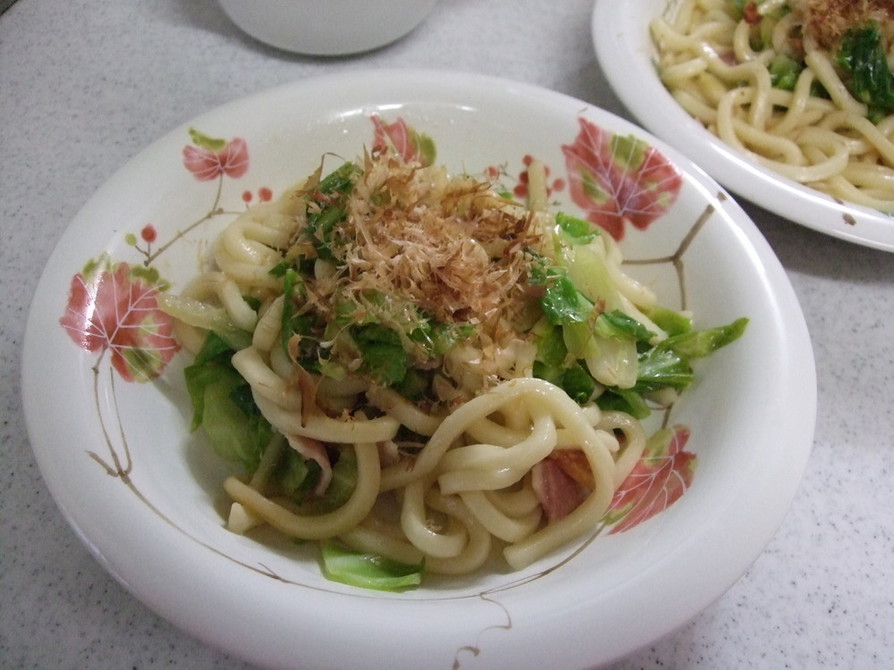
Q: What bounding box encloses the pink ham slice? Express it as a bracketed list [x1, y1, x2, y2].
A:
[531, 456, 590, 523]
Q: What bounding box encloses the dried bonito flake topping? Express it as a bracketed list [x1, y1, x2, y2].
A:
[345, 152, 543, 323]
[792, 0, 894, 50]
[288, 149, 549, 363]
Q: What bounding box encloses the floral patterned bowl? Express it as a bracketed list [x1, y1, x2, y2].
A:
[22, 70, 816, 670]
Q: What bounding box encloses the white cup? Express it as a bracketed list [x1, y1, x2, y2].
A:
[217, 0, 440, 56]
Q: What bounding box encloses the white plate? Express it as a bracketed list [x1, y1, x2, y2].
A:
[22, 69, 815, 669]
[592, 0, 894, 253]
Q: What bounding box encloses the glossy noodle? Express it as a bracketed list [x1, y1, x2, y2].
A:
[161, 141, 743, 584]
[651, 0, 894, 212]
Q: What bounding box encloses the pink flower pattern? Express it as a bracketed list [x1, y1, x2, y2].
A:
[60, 260, 180, 382]
[562, 117, 683, 239]
[371, 115, 436, 166]
[183, 136, 249, 181]
[607, 426, 696, 534]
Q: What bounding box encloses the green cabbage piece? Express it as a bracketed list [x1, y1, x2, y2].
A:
[320, 541, 424, 591]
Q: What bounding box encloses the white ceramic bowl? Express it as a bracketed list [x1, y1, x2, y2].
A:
[22, 70, 815, 669]
[592, 0, 894, 252]
[217, 0, 439, 55]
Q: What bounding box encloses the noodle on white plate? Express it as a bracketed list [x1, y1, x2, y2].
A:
[651, 0, 894, 212]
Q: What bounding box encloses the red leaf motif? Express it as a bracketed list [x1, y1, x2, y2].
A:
[607, 426, 696, 534]
[372, 115, 412, 159]
[371, 115, 436, 166]
[562, 117, 682, 239]
[182, 137, 249, 181]
[59, 262, 180, 382]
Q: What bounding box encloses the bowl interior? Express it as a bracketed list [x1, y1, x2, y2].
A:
[22, 70, 815, 669]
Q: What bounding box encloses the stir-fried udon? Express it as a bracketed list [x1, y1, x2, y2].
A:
[160, 145, 745, 589]
[651, 0, 894, 212]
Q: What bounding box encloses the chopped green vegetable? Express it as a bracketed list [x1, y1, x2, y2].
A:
[539, 270, 593, 325]
[592, 317, 749, 417]
[595, 310, 655, 343]
[560, 234, 623, 311]
[184, 332, 336, 503]
[582, 328, 640, 389]
[555, 211, 599, 245]
[557, 362, 598, 404]
[277, 265, 317, 361]
[837, 24, 894, 121]
[414, 321, 476, 358]
[596, 387, 651, 419]
[183, 332, 275, 472]
[642, 304, 692, 336]
[529, 212, 746, 401]
[634, 317, 749, 394]
[320, 541, 424, 591]
[393, 367, 430, 401]
[353, 323, 409, 386]
[276, 449, 318, 501]
[317, 447, 359, 512]
[657, 317, 749, 359]
[276, 445, 358, 510]
[769, 54, 802, 91]
[318, 160, 360, 195]
[534, 321, 569, 370]
[633, 346, 696, 394]
[305, 161, 361, 260]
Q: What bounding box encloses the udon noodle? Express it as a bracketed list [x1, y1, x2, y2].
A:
[651, 0, 894, 212]
[161, 143, 735, 583]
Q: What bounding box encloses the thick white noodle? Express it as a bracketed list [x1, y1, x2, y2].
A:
[174, 164, 667, 576]
[652, 2, 894, 211]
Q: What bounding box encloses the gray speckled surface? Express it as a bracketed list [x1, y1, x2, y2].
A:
[2, 0, 893, 668]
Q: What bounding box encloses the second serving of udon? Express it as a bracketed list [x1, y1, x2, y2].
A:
[651, 0, 894, 213]
[160, 139, 746, 590]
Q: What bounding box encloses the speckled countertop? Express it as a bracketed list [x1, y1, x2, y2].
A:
[2, 0, 893, 668]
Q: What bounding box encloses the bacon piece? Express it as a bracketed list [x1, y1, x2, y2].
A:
[549, 449, 596, 489]
[743, 1, 761, 25]
[532, 457, 589, 523]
